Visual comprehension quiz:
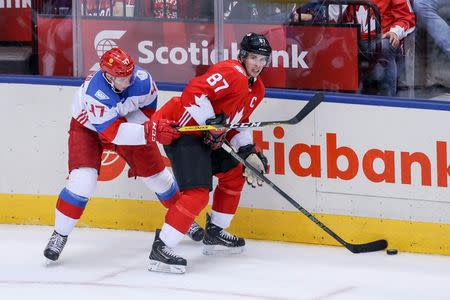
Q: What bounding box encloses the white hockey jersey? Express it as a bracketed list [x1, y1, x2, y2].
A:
[72, 66, 158, 145]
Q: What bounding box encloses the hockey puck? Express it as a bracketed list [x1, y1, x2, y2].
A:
[386, 249, 398, 255]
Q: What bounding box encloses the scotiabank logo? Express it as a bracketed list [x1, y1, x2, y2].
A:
[97, 149, 172, 181]
[98, 150, 126, 181]
[138, 40, 309, 68]
[90, 30, 127, 72]
[255, 127, 450, 188]
[90, 29, 309, 69]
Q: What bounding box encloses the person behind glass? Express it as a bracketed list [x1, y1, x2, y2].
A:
[330, 0, 416, 97]
[82, 0, 132, 16]
[290, 1, 327, 23]
[83, 0, 112, 15]
[42, 0, 72, 15]
[43, 47, 204, 263]
[224, 1, 294, 22]
[135, 0, 181, 18]
[414, 0, 450, 59]
[148, 33, 272, 274]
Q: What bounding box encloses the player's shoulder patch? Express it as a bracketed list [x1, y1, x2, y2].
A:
[135, 69, 149, 81]
[94, 89, 110, 100]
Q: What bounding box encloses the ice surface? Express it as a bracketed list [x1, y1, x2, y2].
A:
[1, 224, 449, 300]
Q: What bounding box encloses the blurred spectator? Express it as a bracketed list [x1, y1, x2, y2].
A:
[42, 0, 72, 15]
[112, 0, 137, 17]
[134, 0, 210, 19]
[225, 1, 295, 22]
[146, 0, 179, 18]
[81, 0, 136, 16]
[291, 1, 326, 23]
[414, 0, 450, 59]
[329, 0, 416, 96]
[82, 0, 115, 16]
[224, 1, 254, 20]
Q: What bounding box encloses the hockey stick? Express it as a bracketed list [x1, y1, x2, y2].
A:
[177, 92, 324, 132]
[222, 142, 388, 254]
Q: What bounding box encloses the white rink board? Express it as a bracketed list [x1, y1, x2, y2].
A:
[1, 83, 449, 224]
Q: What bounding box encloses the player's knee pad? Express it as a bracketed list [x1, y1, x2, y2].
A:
[176, 188, 209, 217]
[66, 167, 98, 198]
[141, 168, 177, 195]
[142, 168, 180, 208]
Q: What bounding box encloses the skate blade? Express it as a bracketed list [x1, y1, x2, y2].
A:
[148, 260, 186, 274]
[44, 259, 58, 266]
[202, 244, 244, 256]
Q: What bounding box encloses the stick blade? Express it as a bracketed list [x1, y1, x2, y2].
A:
[347, 239, 388, 254]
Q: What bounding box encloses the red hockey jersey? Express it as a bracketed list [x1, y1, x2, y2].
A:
[333, 0, 415, 40]
[155, 59, 265, 148]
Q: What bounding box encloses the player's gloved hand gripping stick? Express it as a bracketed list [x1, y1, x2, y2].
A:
[237, 144, 269, 188]
[203, 114, 228, 150]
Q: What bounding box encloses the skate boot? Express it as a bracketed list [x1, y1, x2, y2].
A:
[148, 229, 187, 274]
[202, 213, 245, 255]
[187, 220, 205, 242]
[43, 231, 68, 262]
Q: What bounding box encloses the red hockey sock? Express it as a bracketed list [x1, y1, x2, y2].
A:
[212, 164, 244, 214]
[165, 188, 209, 233]
[212, 185, 241, 214]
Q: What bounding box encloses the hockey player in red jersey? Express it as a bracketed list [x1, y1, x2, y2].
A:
[43, 47, 204, 263]
[148, 33, 272, 273]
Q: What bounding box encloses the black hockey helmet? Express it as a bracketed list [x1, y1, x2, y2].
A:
[238, 32, 272, 60]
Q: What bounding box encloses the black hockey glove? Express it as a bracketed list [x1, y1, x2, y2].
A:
[203, 114, 227, 150]
[238, 144, 269, 188]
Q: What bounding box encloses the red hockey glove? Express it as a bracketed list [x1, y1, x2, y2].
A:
[204, 129, 227, 150]
[238, 144, 269, 188]
[144, 119, 181, 145]
[203, 114, 227, 150]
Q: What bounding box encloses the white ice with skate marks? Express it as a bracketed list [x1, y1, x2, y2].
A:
[1, 224, 450, 300]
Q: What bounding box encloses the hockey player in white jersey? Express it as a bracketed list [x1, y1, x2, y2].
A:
[43, 47, 204, 263]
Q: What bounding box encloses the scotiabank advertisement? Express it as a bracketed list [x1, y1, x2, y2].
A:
[81, 20, 358, 90]
[1, 83, 449, 225]
[37, 17, 359, 91]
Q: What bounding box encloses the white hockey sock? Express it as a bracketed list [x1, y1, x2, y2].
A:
[211, 210, 234, 229]
[54, 209, 78, 236]
[159, 223, 185, 248]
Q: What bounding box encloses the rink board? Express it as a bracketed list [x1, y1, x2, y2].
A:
[1, 81, 449, 255]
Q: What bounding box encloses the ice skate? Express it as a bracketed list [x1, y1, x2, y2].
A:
[186, 220, 205, 242]
[202, 213, 245, 255]
[149, 229, 187, 274]
[43, 231, 68, 263]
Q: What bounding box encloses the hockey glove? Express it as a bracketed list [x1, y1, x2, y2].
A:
[144, 119, 181, 145]
[238, 144, 269, 188]
[203, 114, 227, 150]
